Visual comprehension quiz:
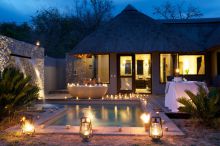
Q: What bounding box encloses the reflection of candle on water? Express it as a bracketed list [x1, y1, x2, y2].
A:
[76, 105, 79, 119]
[114, 106, 118, 121]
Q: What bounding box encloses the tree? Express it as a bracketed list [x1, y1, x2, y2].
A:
[74, 0, 113, 30]
[32, 0, 113, 58]
[153, 1, 203, 19]
[0, 22, 32, 43]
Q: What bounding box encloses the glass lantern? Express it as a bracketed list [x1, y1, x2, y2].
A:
[149, 116, 163, 140]
[79, 117, 93, 142]
[20, 115, 35, 135]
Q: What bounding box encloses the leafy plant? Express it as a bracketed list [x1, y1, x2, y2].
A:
[0, 67, 39, 119]
[177, 84, 220, 124]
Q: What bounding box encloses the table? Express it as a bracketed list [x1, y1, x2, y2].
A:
[165, 81, 208, 112]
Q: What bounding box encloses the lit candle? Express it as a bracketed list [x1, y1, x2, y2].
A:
[21, 117, 35, 135]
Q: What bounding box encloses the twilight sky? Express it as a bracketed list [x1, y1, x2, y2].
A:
[0, 0, 220, 23]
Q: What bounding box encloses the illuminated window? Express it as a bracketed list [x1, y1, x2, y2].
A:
[178, 55, 205, 75]
[160, 54, 176, 83]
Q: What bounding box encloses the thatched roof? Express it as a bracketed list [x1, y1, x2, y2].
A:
[206, 26, 220, 49]
[71, 5, 203, 54]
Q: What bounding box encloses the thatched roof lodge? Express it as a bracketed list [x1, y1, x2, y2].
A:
[67, 5, 220, 95]
[71, 5, 203, 54]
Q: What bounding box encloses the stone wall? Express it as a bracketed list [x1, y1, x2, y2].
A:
[44, 56, 66, 93]
[66, 54, 94, 84]
[0, 35, 45, 98]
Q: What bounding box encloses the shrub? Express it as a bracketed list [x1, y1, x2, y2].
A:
[177, 84, 220, 124]
[0, 67, 39, 119]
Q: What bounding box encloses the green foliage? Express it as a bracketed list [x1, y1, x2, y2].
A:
[0, 67, 39, 119]
[177, 84, 220, 124]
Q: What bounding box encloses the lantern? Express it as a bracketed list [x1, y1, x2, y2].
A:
[79, 117, 93, 142]
[140, 113, 150, 131]
[20, 116, 35, 135]
[149, 116, 163, 140]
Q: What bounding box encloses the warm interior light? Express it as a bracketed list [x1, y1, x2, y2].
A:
[183, 60, 190, 74]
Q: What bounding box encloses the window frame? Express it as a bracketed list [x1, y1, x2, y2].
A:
[159, 53, 177, 84]
[178, 54, 206, 76]
[94, 54, 110, 84]
[159, 53, 206, 84]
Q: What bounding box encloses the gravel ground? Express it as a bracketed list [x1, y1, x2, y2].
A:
[0, 119, 220, 146]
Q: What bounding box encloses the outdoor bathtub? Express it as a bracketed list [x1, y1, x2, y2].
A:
[67, 84, 108, 98]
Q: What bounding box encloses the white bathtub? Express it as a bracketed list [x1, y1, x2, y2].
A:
[67, 84, 108, 98]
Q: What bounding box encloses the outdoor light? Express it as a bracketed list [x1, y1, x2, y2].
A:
[79, 117, 93, 142]
[20, 116, 35, 135]
[140, 113, 150, 131]
[149, 115, 163, 140]
[36, 40, 40, 46]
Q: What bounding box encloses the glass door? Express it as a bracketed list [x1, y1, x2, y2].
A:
[135, 54, 152, 93]
[118, 55, 134, 93]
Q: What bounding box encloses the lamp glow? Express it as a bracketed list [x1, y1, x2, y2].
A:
[36, 41, 40, 46]
[149, 116, 163, 140]
[140, 113, 150, 131]
[20, 116, 35, 135]
[79, 117, 93, 142]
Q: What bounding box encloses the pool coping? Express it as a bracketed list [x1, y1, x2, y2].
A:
[6, 99, 185, 136]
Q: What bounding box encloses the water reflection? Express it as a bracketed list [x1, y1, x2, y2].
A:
[76, 105, 79, 119]
[114, 106, 118, 121]
[52, 104, 143, 127]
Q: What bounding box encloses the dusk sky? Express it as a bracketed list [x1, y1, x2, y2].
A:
[0, 0, 220, 23]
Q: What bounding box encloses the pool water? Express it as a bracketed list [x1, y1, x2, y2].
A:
[50, 104, 144, 127]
